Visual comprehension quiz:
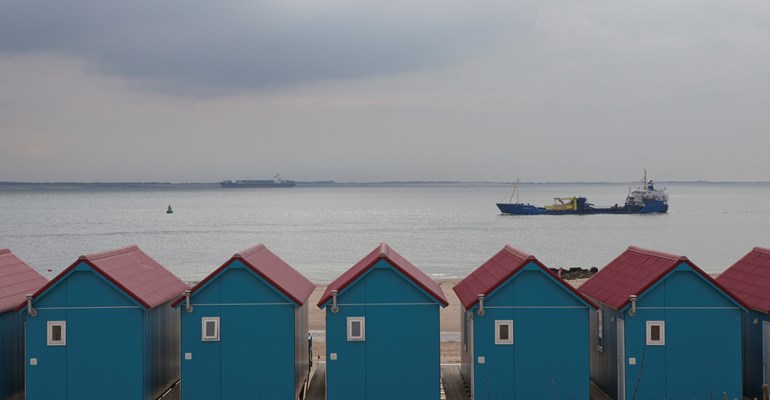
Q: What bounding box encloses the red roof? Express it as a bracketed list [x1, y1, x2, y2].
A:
[24, 245, 188, 310]
[0, 249, 47, 313]
[579, 246, 741, 311]
[317, 243, 448, 308]
[716, 247, 770, 313]
[172, 244, 315, 307]
[453, 245, 596, 310]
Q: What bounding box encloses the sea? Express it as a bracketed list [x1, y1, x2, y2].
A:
[1, 182, 769, 284]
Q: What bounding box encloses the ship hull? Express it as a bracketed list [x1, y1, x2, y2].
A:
[497, 200, 668, 215]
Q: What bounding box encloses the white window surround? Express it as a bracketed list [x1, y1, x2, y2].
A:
[597, 309, 604, 352]
[347, 317, 365, 341]
[495, 320, 513, 345]
[202, 317, 220, 341]
[47, 321, 66, 346]
[646, 320, 665, 345]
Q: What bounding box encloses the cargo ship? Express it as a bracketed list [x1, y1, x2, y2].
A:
[220, 174, 296, 188]
[497, 171, 668, 215]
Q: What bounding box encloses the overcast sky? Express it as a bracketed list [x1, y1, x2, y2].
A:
[1, 1, 768, 182]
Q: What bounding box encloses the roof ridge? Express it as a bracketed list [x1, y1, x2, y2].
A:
[378, 242, 390, 258]
[627, 245, 687, 261]
[81, 245, 140, 261]
[752, 246, 770, 255]
[234, 244, 266, 259]
[502, 245, 535, 260]
[0, 248, 10, 255]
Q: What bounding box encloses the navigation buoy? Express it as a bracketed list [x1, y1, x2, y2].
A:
[167, 205, 173, 214]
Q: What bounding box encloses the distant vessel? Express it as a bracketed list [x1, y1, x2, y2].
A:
[220, 174, 296, 188]
[497, 171, 669, 215]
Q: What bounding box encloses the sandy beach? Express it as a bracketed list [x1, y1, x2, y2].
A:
[308, 278, 589, 363]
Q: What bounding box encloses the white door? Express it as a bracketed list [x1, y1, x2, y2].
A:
[617, 319, 626, 400]
[762, 321, 770, 384]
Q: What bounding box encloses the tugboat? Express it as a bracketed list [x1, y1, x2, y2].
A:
[497, 170, 669, 215]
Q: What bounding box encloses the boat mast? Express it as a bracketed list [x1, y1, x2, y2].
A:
[515, 178, 520, 204]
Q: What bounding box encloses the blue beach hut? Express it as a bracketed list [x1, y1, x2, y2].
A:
[716, 246, 770, 399]
[317, 243, 448, 400]
[453, 245, 597, 400]
[20, 245, 189, 400]
[579, 246, 746, 400]
[0, 249, 47, 400]
[172, 244, 315, 400]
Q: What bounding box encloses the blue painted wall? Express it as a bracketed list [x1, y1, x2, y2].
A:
[0, 311, 25, 400]
[324, 260, 442, 400]
[180, 261, 304, 400]
[461, 262, 591, 400]
[589, 263, 743, 400]
[588, 304, 620, 398]
[25, 262, 179, 400]
[741, 310, 768, 399]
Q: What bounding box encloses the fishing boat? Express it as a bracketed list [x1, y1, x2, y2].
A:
[497, 171, 669, 215]
[220, 174, 296, 188]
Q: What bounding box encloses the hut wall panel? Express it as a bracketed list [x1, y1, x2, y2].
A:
[294, 303, 309, 400]
[742, 311, 766, 399]
[588, 304, 619, 398]
[180, 277, 222, 400]
[0, 311, 24, 400]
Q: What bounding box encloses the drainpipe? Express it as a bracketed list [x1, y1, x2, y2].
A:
[477, 294, 486, 316]
[628, 295, 638, 317]
[330, 290, 339, 313]
[184, 290, 193, 313]
[26, 294, 37, 317]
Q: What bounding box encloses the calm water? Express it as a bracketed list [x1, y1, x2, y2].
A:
[1, 183, 769, 283]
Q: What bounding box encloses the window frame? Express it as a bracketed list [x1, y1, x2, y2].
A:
[47, 321, 67, 346]
[646, 320, 665, 346]
[494, 320, 514, 345]
[347, 317, 365, 341]
[201, 317, 220, 341]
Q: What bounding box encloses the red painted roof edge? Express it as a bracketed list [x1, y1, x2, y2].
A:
[715, 248, 768, 313]
[684, 258, 751, 312]
[0, 248, 10, 255]
[317, 244, 448, 308]
[235, 248, 314, 306]
[172, 245, 314, 308]
[171, 258, 235, 308]
[16, 256, 152, 312]
[752, 246, 770, 255]
[454, 246, 597, 310]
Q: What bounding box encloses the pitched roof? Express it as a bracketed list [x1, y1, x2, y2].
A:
[0, 249, 47, 313]
[579, 246, 741, 311]
[317, 243, 448, 308]
[453, 245, 596, 310]
[716, 247, 770, 313]
[25, 245, 188, 310]
[172, 244, 315, 307]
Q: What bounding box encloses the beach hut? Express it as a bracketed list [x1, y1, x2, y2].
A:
[20, 245, 188, 400]
[0, 249, 47, 400]
[172, 244, 315, 400]
[453, 245, 597, 400]
[716, 246, 770, 399]
[317, 243, 448, 400]
[579, 246, 746, 400]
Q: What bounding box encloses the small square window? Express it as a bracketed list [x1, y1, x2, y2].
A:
[347, 317, 365, 341]
[646, 321, 665, 346]
[47, 321, 66, 346]
[202, 317, 220, 341]
[495, 320, 513, 345]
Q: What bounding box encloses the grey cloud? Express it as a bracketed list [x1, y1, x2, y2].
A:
[0, 1, 521, 93]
